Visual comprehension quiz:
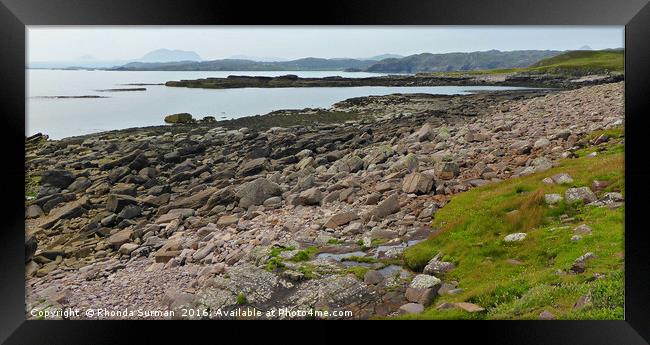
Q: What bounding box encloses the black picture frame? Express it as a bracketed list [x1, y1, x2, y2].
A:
[1, 0, 649, 343]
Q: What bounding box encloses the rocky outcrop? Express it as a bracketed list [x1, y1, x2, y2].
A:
[24, 81, 624, 319]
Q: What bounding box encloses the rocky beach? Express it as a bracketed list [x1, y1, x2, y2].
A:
[24, 79, 624, 320]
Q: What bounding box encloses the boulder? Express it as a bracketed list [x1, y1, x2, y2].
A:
[363, 270, 385, 285]
[106, 194, 139, 213]
[41, 169, 74, 189]
[435, 161, 460, 180]
[217, 215, 239, 227]
[39, 198, 87, 229]
[565, 187, 597, 204]
[323, 211, 359, 228]
[423, 258, 455, 275]
[399, 303, 424, 314]
[544, 193, 563, 205]
[292, 187, 323, 206]
[107, 229, 133, 248]
[504, 233, 527, 242]
[236, 178, 282, 209]
[405, 274, 441, 306]
[415, 123, 435, 142]
[67, 177, 91, 193]
[402, 172, 434, 195]
[238, 158, 267, 176]
[366, 194, 400, 220]
[164, 113, 194, 124]
[552, 173, 574, 184]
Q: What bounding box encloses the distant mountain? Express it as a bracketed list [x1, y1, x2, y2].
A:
[28, 48, 202, 69]
[578, 45, 593, 50]
[138, 49, 201, 62]
[111, 57, 377, 71]
[364, 54, 404, 61]
[364, 50, 564, 73]
[227, 55, 290, 62]
[108, 50, 565, 73]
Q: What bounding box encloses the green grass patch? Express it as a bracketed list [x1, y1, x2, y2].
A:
[290, 246, 319, 262]
[401, 136, 624, 320]
[424, 50, 623, 77]
[345, 266, 370, 280]
[236, 293, 248, 305]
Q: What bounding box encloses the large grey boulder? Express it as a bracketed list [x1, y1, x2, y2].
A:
[41, 169, 75, 189]
[236, 178, 282, 209]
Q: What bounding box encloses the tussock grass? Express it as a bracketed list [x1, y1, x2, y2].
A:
[399, 133, 624, 320]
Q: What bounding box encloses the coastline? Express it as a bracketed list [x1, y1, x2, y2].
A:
[25, 80, 624, 319]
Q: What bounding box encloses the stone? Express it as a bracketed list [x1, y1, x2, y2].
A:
[552, 173, 574, 185]
[217, 215, 239, 227]
[107, 229, 133, 248]
[534, 138, 551, 149]
[565, 187, 597, 204]
[164, 113, 193, 124]
[409, 274, 442, 290]
[415, 123, 435, 142]
[504, 233, 527, 242]
[118, 243, 139, 255]
[263, 196, 282, 207]
[342, 155, 364, 173]
[574, 224, 592, 235]
[365, 145, 394, 165]
[544, 193, 563, 205]
[238, 158, 267, 176]
[236, 178, 282, 209]
[401, 172, 434, 195]
[405, 274, 441, 307]
[193, 243, 216, 261]
[435, 161, 460, 180]
[366, 194, 400, 220]
[363, 270, 385, 285]
[399, 303, 424, 314]
[26, 204, 44, 219]
[67, 177, 91, 193]
[393, 153, 419, 173]
[323, 211, 359, 228]
[423, 259, 455, 275]
[455, 302, 485, 313]
[106, 194, 139, 213]
[39, 198, 87, 229]
[293, 187, 323, 206]
[117, 204, 141, 220]
[40, 169, 75, 188]
[539, 310, 556, 320]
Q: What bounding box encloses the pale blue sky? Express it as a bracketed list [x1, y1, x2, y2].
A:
[27, 26, 624, 62]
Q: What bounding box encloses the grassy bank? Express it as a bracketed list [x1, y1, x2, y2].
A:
[397, 128, 624, 319]
[435, 50, 624, 77]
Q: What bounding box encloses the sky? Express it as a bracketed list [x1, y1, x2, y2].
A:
[27, 26, 624, 62]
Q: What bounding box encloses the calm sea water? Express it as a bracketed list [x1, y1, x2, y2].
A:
[27, 70, 533, 139]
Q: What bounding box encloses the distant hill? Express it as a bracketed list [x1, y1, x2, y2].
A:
[111, 57, 377, 71]
[364, 54, 404, 61]
[364, 50, 563, 73]
[138, 49, 201, 62]
[528, 49, 623, 73]
[109, 50, 569, 72]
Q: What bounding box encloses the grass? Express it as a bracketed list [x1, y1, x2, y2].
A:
[25, 175, 41, 199]
[236, 293, 248, 305]
[345, 266, 370, 280]
[398, 130, 624, 320]
[428, 50, 623, 77]
[290, 246, 319, 262]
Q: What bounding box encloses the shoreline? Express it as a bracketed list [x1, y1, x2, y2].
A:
[32, 88, 554, 143]
[25, 82, 624, 319]
[164, 73, 623, 90]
